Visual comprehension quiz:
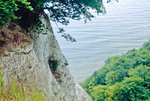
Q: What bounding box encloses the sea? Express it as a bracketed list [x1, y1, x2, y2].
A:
[51, 0, 150, 83]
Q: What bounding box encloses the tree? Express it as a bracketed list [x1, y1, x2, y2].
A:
[121, 77, 149, 101]
[81, 40, 150, 101]
[105, 69, 128, 85]
[128, 65, 150, 79]
[105, 83, 125, 101]
[145, 72, 150, 89]
[90, 85, 108, 101]
[105, 77, 149, 101]
[0, 0, 106, 29]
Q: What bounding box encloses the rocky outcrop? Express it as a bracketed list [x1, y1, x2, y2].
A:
[0, 15, 92, 101]
[76, 84, 92, 101]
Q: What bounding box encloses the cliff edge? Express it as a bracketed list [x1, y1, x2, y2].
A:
[0, 15, 92, 101]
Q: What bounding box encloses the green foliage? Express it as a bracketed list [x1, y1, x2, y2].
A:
[90, 85, 108, 101]
[141, 41, 150, 50]
[48, 56, 59, 72]
[105, 69, 128, 85]
[121, 77, 149, 101]
[0, 0, 33, 27]
[47, 0, 105, 25]
[128, 65, 150, 79]
[81, 40, 150, 101]
[0, 0, 106, 28]
[80, 76, 96, 94]
[104, 55, 121, 64]
[105, 71, 117, 85]
[0, 0, 108, 42]
[105, 83, 125, 101]
[104, 77, 149, 101]
[145, 72, 150, 89]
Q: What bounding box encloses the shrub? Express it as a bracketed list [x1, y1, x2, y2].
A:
[48, 57, 58, 72]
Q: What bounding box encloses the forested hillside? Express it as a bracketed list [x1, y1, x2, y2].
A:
[81, 40, 150, 101]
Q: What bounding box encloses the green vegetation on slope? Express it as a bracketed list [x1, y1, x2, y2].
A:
[80, 41, 150, 101]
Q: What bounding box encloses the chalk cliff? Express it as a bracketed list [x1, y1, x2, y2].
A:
[0, 15, 92, 101]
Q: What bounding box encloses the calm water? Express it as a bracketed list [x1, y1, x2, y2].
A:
[52, 0, 150, 83]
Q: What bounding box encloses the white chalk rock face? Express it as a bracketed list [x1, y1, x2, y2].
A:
[0, 15, 92, 101]
[76, 84, 92, 101]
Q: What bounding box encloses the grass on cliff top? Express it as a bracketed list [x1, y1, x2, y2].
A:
[0, 70, 50, 101]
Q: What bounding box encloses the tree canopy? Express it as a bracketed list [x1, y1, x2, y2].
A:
[0, 0, 106, 29]
[80, 40, 150, 101]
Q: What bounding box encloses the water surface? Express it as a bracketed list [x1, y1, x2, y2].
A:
[52, 0, 150, 83]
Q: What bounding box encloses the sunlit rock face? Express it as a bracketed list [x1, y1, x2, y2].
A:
[0, 15, 92, 101]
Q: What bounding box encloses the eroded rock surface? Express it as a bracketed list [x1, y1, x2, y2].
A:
[0, 15, 92, 101]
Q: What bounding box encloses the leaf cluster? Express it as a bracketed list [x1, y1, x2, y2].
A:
[46, 0, 105, 25]
[0, 0, 33, 27]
